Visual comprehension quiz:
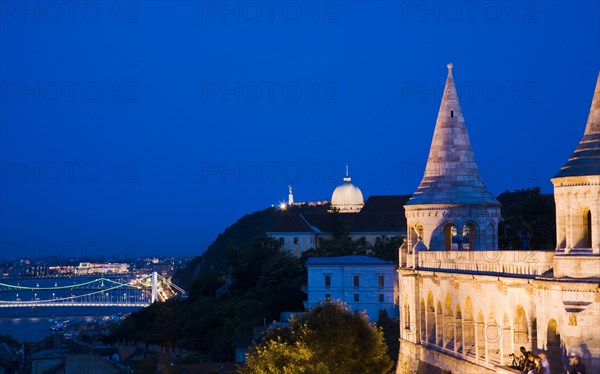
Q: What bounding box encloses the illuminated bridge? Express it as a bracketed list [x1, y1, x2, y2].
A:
[0, 272, 185, 307]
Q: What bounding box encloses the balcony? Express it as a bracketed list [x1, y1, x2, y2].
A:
[412, 250, 555, 277]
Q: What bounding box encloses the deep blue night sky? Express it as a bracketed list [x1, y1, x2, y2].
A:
[1, 1, 599, 259]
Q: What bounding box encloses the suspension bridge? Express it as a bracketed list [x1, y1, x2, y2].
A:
[0, 272, 185, 308]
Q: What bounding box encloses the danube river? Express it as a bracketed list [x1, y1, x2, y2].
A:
[0, 276, 147, 342]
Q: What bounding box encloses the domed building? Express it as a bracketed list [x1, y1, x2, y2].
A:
[330, 166, 364, 213]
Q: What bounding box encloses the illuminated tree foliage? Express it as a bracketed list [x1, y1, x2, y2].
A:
[242, 300, 393, 374]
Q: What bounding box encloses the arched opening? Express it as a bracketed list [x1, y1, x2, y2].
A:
[444, 223, 461, 250]
[456, 304, 463, 354]
[502, 313, 512, 365]
[403, 294, 411, 331]
[547, 319, 563, 374]
[410, 223, 424, 250]
[444, 294, 454, 349]
[586, 210, 592, 248]
[476, 311, 486, 361]
[487, 306, 501, 365]
[427, 292, 436, 344]
[574, 208, 592, 248]
[463, 223, 476, 250]
[436, 301, 444, 346]
[531, 318, 537, 352]
[463, 297, 475, 358]
[420, 298, 426, 342]
[416, 224, 424, 239]
[514, 305, 529, 347]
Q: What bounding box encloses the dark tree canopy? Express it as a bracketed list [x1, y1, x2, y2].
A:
[108, 237, 306, 361]
[498, 192, 556, 250]
[242, 300, 394, 374]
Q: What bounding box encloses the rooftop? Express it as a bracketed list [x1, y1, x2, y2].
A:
[306, 255, 395, 266]
[406, 64, 499, 207]
[554, 71, 600, 179]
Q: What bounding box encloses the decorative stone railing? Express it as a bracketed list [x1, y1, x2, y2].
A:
[411, 250, 555, 277]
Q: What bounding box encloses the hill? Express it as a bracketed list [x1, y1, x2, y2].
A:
[173, 204, 328, 289]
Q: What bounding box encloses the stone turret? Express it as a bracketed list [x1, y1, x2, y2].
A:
[551, 71, 600, 278]
[404, 64, 500, 254]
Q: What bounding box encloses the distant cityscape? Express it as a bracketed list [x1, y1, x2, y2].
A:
[0, 257, 190, 279]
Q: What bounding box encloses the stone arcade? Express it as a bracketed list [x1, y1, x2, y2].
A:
[397, 66, 600, 374]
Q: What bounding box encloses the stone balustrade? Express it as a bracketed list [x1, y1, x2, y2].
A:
[412, 250, 555, 277]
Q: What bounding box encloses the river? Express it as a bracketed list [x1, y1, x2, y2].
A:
[0, 276, 147, 342]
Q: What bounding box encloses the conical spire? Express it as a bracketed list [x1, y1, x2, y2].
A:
[554, 71, 600, 178]
[407, 64, 499, 206]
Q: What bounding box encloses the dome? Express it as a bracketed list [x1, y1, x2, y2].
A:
[331, 169, 364, 213]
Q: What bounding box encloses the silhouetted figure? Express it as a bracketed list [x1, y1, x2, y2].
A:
[538, 352, 550, 374]
[568, 355, 586, 374]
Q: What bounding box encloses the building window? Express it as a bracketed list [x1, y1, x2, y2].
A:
[325, 293, 331, 300]
[354, 294, 359, 302]
[293, 237, 299, 244]
[378, 275, 384, 288]
[353, 275, 360, 288]
[319, 237, 323, 244]
[324, 274, 331, 287]
[279, 237, 284, 245]
[379, 294, 384, 302]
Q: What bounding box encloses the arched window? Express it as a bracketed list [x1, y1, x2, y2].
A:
[403, 294, 411, 331]
[420, 298, 426, 342]
[444, 223, 460, 250]
[409, 223, 425, 251]
[463, 223, 476, 250]
[427, 292, 436, 344]
[586, 210, 592, 248]
[574, 208, 592, 248]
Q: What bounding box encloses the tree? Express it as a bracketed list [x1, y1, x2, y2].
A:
[241, 300, 393, 374]
[377, 310, 399, 367]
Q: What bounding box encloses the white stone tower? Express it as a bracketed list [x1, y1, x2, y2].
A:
[551, 71, 600, 277]
[404, 64, 500, 254]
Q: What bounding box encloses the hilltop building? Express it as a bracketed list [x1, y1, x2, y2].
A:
[267, 195, 409, 256]
[305, 255, 398, 322]
[397, 66, 600, 373]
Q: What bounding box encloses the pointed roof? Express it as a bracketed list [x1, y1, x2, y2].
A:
[406, 64, 499, 206]
[554, 71, 600, 179]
